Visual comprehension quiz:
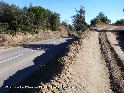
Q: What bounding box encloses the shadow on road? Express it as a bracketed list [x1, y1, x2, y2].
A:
[0, 38, 74, 93]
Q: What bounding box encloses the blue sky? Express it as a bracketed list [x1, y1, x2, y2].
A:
[3, 0, 124, 24]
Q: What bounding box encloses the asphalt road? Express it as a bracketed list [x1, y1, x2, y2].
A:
[0, 37, 73, 93]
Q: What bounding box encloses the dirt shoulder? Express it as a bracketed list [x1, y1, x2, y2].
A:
[107, 32, 124, 64]
[0, 29, 68, 50]
[99, 32, 124, 93]
[37, 31, 111, 93]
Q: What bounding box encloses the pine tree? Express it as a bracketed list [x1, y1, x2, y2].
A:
[72, 6, 87, 32]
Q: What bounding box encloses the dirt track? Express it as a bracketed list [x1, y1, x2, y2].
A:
[99, 32, 124, 93]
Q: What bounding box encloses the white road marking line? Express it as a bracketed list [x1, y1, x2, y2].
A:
[18, 55, 21, 56]
[13, 57, 16, 59]
[4, 60, 7, 62]
[2, 61, 5, 63]
[7, 59, 10, 61]
[15, 56, 18, 58]
[0, 53, 24, 64]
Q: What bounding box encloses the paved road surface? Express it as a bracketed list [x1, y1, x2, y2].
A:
[0, 37, 73, 93]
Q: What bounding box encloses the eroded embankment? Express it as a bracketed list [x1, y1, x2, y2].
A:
[0, 29, 68, 50]
[99, 32, 124, 93]
[37, 31, 111, 93]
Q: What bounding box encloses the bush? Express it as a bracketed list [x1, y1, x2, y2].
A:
[115, 19, 124, 26]
[0, 1, 61, 35]
[72, 6, 88, 32]
[90, 12, 111, 26]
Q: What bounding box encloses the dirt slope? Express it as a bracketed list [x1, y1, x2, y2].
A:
[38, 31, 112, 93]
[0, 29, 68, 49]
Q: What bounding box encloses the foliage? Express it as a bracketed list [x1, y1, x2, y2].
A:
[62, 21, 68, 28]
[72, 6, 87, 32]
[115, 19, 124, 26]
[62, 21, 74, 32]
[90, 12, 111, 26]
[49, 12, 60, 31]
[0, 1, 61, 35]
[61, 21, 74, 36]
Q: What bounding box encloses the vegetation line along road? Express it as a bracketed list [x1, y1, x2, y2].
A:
[99, 32, 124, 93]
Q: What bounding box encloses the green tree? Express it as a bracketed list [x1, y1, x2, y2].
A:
[90, 12, 111, 26]
[49, 12, 60, 31]
[115, 19, 124, 26]
[0, 1, 61, 34]
[27, 6, 53, 30]
[72, 6, 87, 32]
[23, 6, 28, 11]
[62, 21, 74, 32]
[62, 21, 68, 28]
[0, 2, 22, 33]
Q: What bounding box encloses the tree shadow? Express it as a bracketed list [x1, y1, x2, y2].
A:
[0, 38, 74, 93]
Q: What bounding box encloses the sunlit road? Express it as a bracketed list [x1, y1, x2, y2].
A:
[0, 37, 73, 93]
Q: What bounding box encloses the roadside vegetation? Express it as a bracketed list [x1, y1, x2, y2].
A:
[115, 19, 124, 26]
[90, 12, 111, 26]
[0, 1, 123, 36]
[72, 6, 88, 32]
[0, 1, 73, 36]
[114, 9, 124, 26]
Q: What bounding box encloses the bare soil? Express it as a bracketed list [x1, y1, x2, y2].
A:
[38, 31, 112, 93]
[107, 32, 124, 63]
[0, 29, 68, 50]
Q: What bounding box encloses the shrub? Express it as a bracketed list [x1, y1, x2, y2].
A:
[72, 6, 88, 32]
[90, 12, 111, 26]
